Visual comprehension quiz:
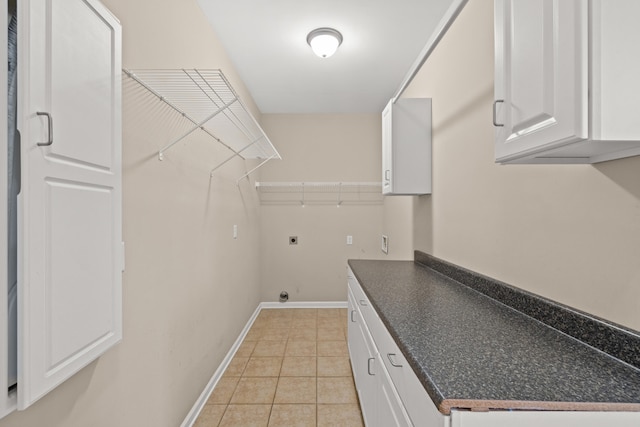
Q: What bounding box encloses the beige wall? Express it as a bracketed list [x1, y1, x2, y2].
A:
[0, 0, 264, 425]
[408, 0, 640, 331]
[259, 114, 413, 303]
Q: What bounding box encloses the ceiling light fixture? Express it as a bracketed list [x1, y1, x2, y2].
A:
[307, 27, 343, 58]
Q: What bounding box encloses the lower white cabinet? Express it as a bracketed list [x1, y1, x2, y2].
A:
[348, 287, 413, 427]
[347, 269, 445, 427]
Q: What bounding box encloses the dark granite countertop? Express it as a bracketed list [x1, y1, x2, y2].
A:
[347, 257, 640, 414]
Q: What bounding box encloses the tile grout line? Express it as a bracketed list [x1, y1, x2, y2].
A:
[204, 308, 357, 426]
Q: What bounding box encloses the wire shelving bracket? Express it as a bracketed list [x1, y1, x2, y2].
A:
[123, 69, 281, 179]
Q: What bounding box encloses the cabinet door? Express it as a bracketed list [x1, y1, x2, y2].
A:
[377, 358, 413, 427]
[382, 101, 393, 194]
[347, 289, 360, 381]
[347, 287, 378, 426]
[18, 0, 122, 408]
[381, 99, 431, 195]
[494, 0, 588, 162]
[590, 0, 640, 142]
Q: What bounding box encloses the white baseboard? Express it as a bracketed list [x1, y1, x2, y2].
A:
[181, 300, 347, 427]
[179, 304, 261, 427]
[259, 301, 347, 309]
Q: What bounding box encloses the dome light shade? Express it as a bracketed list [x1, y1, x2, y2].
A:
[307, 28, 343, 58]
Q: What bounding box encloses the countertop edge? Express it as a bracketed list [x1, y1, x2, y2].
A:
[441, 399, 640, 415]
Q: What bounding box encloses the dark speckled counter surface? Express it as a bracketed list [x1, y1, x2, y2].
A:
[347, 256, 640, 414]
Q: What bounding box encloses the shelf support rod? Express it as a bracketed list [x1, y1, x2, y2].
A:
[210, 136, 264, 176]
[235, 155, 277, 185]
[158, 98, 238, 160]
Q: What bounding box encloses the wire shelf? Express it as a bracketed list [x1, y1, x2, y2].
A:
[123, 69, 281, 176]
[256, 182, 383, 206]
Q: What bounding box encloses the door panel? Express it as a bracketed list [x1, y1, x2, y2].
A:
[495, 0, 588, 162]
[378, 362, 412, 427]
[19, 0, 121, 408]
[46, 179, 116, 369]
[509, 1, 550, 135]
[50, 0, 114, 169]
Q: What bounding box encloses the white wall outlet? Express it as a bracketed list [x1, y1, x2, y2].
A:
[233, 224, 238, 239]
[381, 235, 389, 254]
[347, 235, 353, 245]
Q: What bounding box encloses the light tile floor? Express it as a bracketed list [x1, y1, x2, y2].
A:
[194, 308, 364, 427]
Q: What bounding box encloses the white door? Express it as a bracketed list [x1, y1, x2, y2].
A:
[494, 0, 588, 162]
[18, 0, 122, 408]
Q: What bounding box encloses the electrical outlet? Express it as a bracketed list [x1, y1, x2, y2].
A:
[381, 235, 389, 254]
[233, 224, 238, 239]
[347, 235, 353, 245]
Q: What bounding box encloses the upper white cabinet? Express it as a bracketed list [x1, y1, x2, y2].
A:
[494, 0, 640, 164]
[0, 0, 122, 416]
[382, 98, 432, 195]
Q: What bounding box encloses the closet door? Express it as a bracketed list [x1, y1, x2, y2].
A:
[18, 0, 122, 408]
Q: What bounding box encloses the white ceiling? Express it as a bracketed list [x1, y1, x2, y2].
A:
[196, 0, 457, 114]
